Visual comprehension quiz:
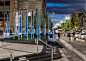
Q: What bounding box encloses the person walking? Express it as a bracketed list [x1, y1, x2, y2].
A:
[73, 31, 76, 41]
[58, 32, 60, 40]
[68, 32, 71, 41]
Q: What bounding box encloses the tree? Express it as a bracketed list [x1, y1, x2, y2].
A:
[61, 18, 74, 31]
[83, 11, 86, 29]
[61, 23, 65, 31]
[72, 13, 80, 28]
[34, 9, 51, 31]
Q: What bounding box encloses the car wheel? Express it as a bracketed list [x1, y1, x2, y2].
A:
[85, 39, 86, 41]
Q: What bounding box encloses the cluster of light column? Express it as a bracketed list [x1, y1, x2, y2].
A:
[6, 7, 54, 42]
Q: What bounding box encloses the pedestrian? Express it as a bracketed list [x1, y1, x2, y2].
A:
[73, 31, 75, 40]
[68, 32, 71, 41]
[58, 32, 60, 40]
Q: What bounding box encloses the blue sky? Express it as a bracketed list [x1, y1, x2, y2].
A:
[46, 0, 85, 26]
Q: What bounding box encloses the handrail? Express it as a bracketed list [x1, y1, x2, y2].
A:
[40, 39, 54, 61]
[40, 39, 55, 48]
[40, 39, 52, 47]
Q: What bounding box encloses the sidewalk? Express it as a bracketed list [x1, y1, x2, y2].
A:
[56, 35, 86, 61]
[61, 36, 86, 55]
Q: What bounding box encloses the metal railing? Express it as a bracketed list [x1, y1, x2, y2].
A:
[35, 39, 55, 61]
[0, 41, 14, 61]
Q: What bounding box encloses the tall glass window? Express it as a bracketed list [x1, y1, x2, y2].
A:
[0, 1, 4, 9]
[5, 10, 10, 17]
[5, 19, 9, 27]
[5, 1, 10, 9]
[0, 0, 10, 27]
[0, 10, 4, 18]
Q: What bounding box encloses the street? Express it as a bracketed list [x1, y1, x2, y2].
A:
[55, 35, 86, 61]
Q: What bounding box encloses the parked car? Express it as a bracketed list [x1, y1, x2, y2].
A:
[78, 33, 82, 39]
[79, 33, 86, 40]
[75, 32, 80, 38]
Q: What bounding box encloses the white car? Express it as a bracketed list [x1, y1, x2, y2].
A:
[78, 33, 81, 39]
[75, 33, 80, 38]
[80, 33, 86, 39]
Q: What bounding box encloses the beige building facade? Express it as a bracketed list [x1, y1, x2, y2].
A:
[0, 0, 46, 33]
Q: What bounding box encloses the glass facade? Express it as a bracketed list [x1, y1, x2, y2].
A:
[0, 10, 4, 18]
[5, 10, 10, 17]
[0, 0, 10, 27]
[5, 1, 10, 9]
[0, 1, 4, 9]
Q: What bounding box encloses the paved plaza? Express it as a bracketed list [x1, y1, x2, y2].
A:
[0, 42, 43, 59]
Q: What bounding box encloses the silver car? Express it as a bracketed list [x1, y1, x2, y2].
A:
[80, 33, 86, 40]
[75, 33, 80, 38]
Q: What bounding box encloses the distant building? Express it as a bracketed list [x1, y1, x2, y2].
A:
[0, 0, 47, 33]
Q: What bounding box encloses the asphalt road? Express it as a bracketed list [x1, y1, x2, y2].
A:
[55, 35, 85, 61]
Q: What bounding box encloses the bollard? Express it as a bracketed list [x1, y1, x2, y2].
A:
[10, 53, 12, 61]
[37, 39, 38, 54]
[35, 38, 37, 43]
[51, 47, 53, 61]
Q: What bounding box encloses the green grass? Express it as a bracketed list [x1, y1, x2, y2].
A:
[4, 36, 41, 41]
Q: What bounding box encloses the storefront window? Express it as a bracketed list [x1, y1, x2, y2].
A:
[0, 1, 4, 9]
[5, 19, 9, 27]
[0, 19, 4, 27]
[5, 1, 10, 9]
[0, 10, 4, 18]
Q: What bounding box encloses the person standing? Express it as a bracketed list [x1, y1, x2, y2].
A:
[73, 31, 75, 40]
[68, 32, 71, 41]
[58, 32, 60, 40]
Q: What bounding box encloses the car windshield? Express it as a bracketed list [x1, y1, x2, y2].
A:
[81, 33, 86, 35]
[76, 33, 79, 34]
